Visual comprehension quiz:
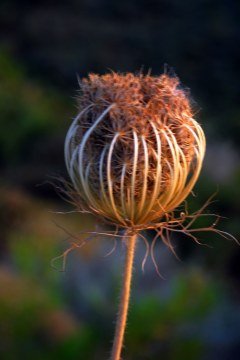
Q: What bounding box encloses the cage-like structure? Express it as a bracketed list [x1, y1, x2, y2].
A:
[64, 72, 206, 231]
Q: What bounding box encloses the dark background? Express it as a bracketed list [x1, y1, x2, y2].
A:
[0, 1, 240, 359]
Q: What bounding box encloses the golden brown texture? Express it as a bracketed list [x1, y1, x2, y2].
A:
[64, 72, 206, 229]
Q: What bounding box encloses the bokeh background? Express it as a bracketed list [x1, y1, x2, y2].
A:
[0, 1, 240, 359]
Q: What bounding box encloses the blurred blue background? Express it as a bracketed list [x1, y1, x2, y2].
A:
[0, 1, 240, 359]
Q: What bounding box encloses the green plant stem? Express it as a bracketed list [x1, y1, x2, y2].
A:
[111, 232, 137, 360]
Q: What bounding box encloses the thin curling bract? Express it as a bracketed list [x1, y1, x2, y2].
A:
[64, 72, 206, 231]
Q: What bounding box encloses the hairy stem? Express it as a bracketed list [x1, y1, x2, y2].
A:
[111, 232, 137, 360]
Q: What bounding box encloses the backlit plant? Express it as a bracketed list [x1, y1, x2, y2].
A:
[61, 71, 235, 360]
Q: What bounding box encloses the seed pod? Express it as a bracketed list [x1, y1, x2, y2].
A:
[64, 72, 206, 231]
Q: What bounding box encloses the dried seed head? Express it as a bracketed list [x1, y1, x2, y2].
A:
[65, 72, 206, 230]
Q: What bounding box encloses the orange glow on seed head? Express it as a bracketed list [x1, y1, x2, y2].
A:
[65, 72, 206, 229]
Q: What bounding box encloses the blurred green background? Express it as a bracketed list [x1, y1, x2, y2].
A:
[0, 1, 240, 359]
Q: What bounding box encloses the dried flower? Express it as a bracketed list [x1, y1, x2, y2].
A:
[64, 72, 205, 231]
[62, 71, 234, 360]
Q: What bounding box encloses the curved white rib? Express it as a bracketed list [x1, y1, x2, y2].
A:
[130, 131, 139, 222]
[64, 105, 92, 173]
[99, 144, 112, 211]
[120, 163, 128, 221]
[138, 122, 162, 222]
[138, 135, 149, 218]
[78, 104, 115, 199]
[106, 132, 125, 225]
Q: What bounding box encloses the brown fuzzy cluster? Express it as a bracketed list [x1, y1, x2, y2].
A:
[77, 74, 194, 186]
[78, 72, 194, 142]
[65, 72, 205, 228]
